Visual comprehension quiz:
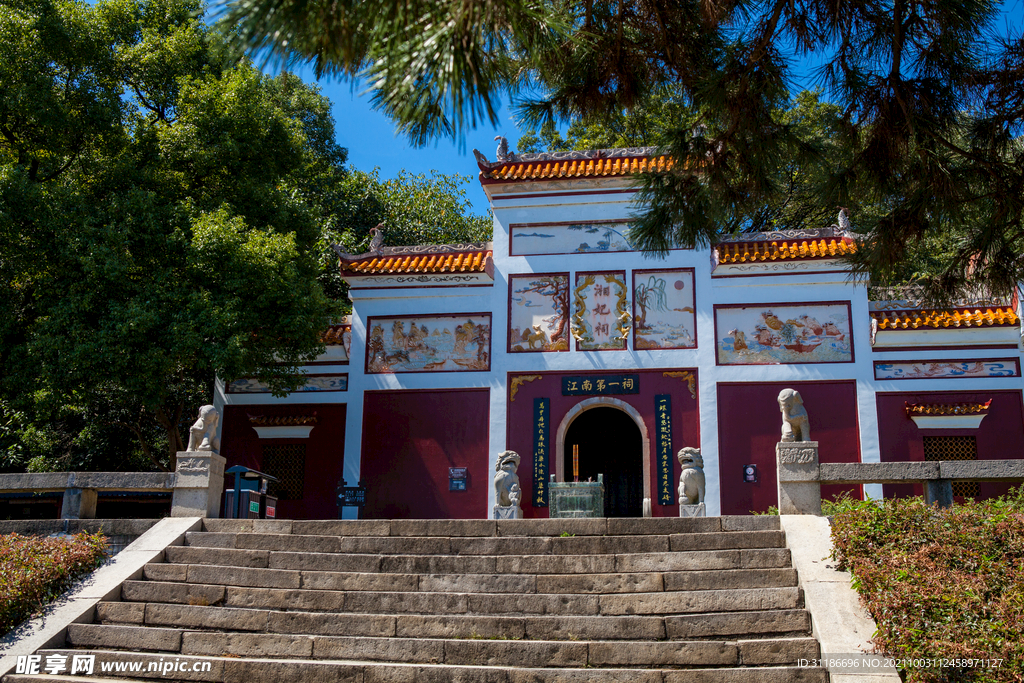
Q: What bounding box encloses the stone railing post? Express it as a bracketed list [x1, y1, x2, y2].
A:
[171, 451, 226, 518]
[776, 441, 822, 515]
[924, 479, 954, 508]
[61, 473, 97, 519]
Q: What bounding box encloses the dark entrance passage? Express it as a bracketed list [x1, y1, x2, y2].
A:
[564, 407, 644, 517]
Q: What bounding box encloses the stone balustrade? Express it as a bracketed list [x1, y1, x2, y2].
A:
[777, 442, 1024, 513]
[0, 451, 225, 519]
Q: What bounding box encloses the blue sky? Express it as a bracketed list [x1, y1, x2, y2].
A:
[280, 0, 1024, 214]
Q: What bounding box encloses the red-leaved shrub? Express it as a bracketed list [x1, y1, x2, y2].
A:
[0, 531, 107, 635]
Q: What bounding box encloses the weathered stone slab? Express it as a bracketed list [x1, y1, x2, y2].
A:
[96, 601, 145, 624]
[301, 570, 418, 592]
[395, 615, 526, 640]
[181, 632, 313, 658]
[740, 548, 792, 568]
[345, 591, 469, 615]
[662, 568, 798, 592]
[524, 616, 665, 640]
[496, 554, 615, 575]
[390, 519, 496, 537]
[269, 611, 396, 637]
[819, 461, 938, 484]
[381, 555, 496, 574]
[599, 586, 801, 615]
[313, 635, 444, 663]
[737, 637, 819, 664]
[268, 550, 380, 573]
[145, 603, 268, 632]
[587, 640, 737, 666]
[234, 532, 344, 553]
[550, 535, 670, 555]
[615, 550, 740, 573]
[468, 593, 600, 616]
[496, 518, 607, 537]
[663, 667, 828, 683]
[666, 609, 811, 638]
[668, 531, 785, 551]
[606, 517, 721, 535]
[187, 564, 301, 590]
[164, 546, 269, 568]
[122, 580, 225, 606]
[221, 659, 361, 683]
[185, 531, 237, 548]
[939, 458, 1024, 480]
[144, 563, 188, 582]
[721, 515, 780, 531]
[419, 573, 536, 594]
[333, 536, 453, 555]
[67, 623, 182, 652]
[445, 640, 588, 667]
[224, 586, 346, 611]
[363, 663, 508, 683]
[291, 519, 391, 536]
[200, 519, 293, 534]
[536, 572, 663, 595]
[508, 667, 663, 683]
[449, 537, 551, 556]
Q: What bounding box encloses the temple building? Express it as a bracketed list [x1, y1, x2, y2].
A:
[214, 147, 1024, 520]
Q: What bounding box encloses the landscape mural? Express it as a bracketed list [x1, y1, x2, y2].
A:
[572, 272, 630, 351]
[716, 302, 853, 365]
[225, 375, 348, 393]
[633, 269, 696, 350]
[366, 314, 491, 373]
[509, 273, 570, 352]
[510, 222, 636, 255]
[874, 359, 1019, 380]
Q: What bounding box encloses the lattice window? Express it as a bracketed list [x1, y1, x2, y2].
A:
[262, 444, 306, 500]
[922, 436, 979, 499]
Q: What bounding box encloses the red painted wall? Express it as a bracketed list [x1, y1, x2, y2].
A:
[221, 404, 347, 520]
[876, 390, 1024, 500]
[360, 389, 490, 519]
[505, 370, 701, 518]
[717, 381, 862, 515]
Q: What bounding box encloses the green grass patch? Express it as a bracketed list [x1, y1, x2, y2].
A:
[1, 531, 108, 635]
[830, 488, 1024, 682]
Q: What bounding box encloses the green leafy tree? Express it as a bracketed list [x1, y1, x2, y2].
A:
[224, 0, 1024, 300]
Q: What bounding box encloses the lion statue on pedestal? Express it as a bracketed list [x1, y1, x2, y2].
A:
[676, 447, 705, 505]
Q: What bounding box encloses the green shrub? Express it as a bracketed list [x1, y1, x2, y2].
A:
[830, 488, 1024, 682]
[0, 531, 107, 635]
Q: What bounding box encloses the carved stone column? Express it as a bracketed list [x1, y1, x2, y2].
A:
[171, 450, 226, 517]
[776, 441, 822, 515]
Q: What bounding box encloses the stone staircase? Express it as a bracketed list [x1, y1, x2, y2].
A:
[5, 516, 827, 682]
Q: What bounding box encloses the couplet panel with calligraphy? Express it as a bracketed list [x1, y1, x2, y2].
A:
[533, 398, 550, 506]
[655, 395, 674, 505]
[572, 272, 629, 351]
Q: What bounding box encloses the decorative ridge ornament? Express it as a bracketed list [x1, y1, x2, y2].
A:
[905, 400, 992, 417]
[332, 241, 492, 261]
[473, 146, 660, 170]
[248, 414, 319, 426]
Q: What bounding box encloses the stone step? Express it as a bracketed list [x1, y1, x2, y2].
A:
[161, 546, 792, 574]
[200, 516, 780, 537]
[142, 562, 798, 593]
[27, 649, 828, 682]
[182, 530, 785, 554]
[65, 624, 819, 668]
[94, 601, 813, 640]
[118, 580, 802, 616]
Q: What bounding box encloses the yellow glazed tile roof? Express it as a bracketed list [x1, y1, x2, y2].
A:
[905, 400, 992, 417]
[716, 238, 856, 264]
[870, 307, 1019, 330]
[341, 250, 492, 275]
[480, 155, 673, 181]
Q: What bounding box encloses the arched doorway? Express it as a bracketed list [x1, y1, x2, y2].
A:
[563, 407, 644, 517]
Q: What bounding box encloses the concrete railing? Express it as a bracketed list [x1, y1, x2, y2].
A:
[777, 441, 1024, 514]
[0, 451, 225, 519]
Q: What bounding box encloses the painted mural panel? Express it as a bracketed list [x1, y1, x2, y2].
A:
[510, 221, 636, 255]
[716, 302, 853, 365]
[508, 273, 570, 352]
[572, 272, 630, 351]
[632, 269, 696, 350]
[366, 314, 491, 373]
[874, 359, 1020, 380]
[225, 375, 348, 393]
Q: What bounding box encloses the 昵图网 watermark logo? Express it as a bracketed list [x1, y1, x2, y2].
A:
[15, 654, 213, 676]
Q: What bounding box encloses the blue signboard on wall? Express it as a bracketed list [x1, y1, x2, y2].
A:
[561, 374, 640, 396]
[656, 394, 674, 505]
[533, 397, 550, 506]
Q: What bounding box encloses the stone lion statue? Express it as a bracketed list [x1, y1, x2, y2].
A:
[777, 388, 810, 442]
[186, 405, 221, 454]
[493, 450, 521, 508]
[677, 447, 705, 505]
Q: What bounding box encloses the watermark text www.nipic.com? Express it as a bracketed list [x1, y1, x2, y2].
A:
[797, 655, 1003, 673]
[16, 654, 214, 677]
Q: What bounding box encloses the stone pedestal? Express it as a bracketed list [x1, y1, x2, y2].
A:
[549, 474, 604, 518]
[679, 503, 706, 518]
[776, 441, 822, 515]
[61, 487, 98, 520]
[493, 505, 523, 520]
[171, 451, 226, 517]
